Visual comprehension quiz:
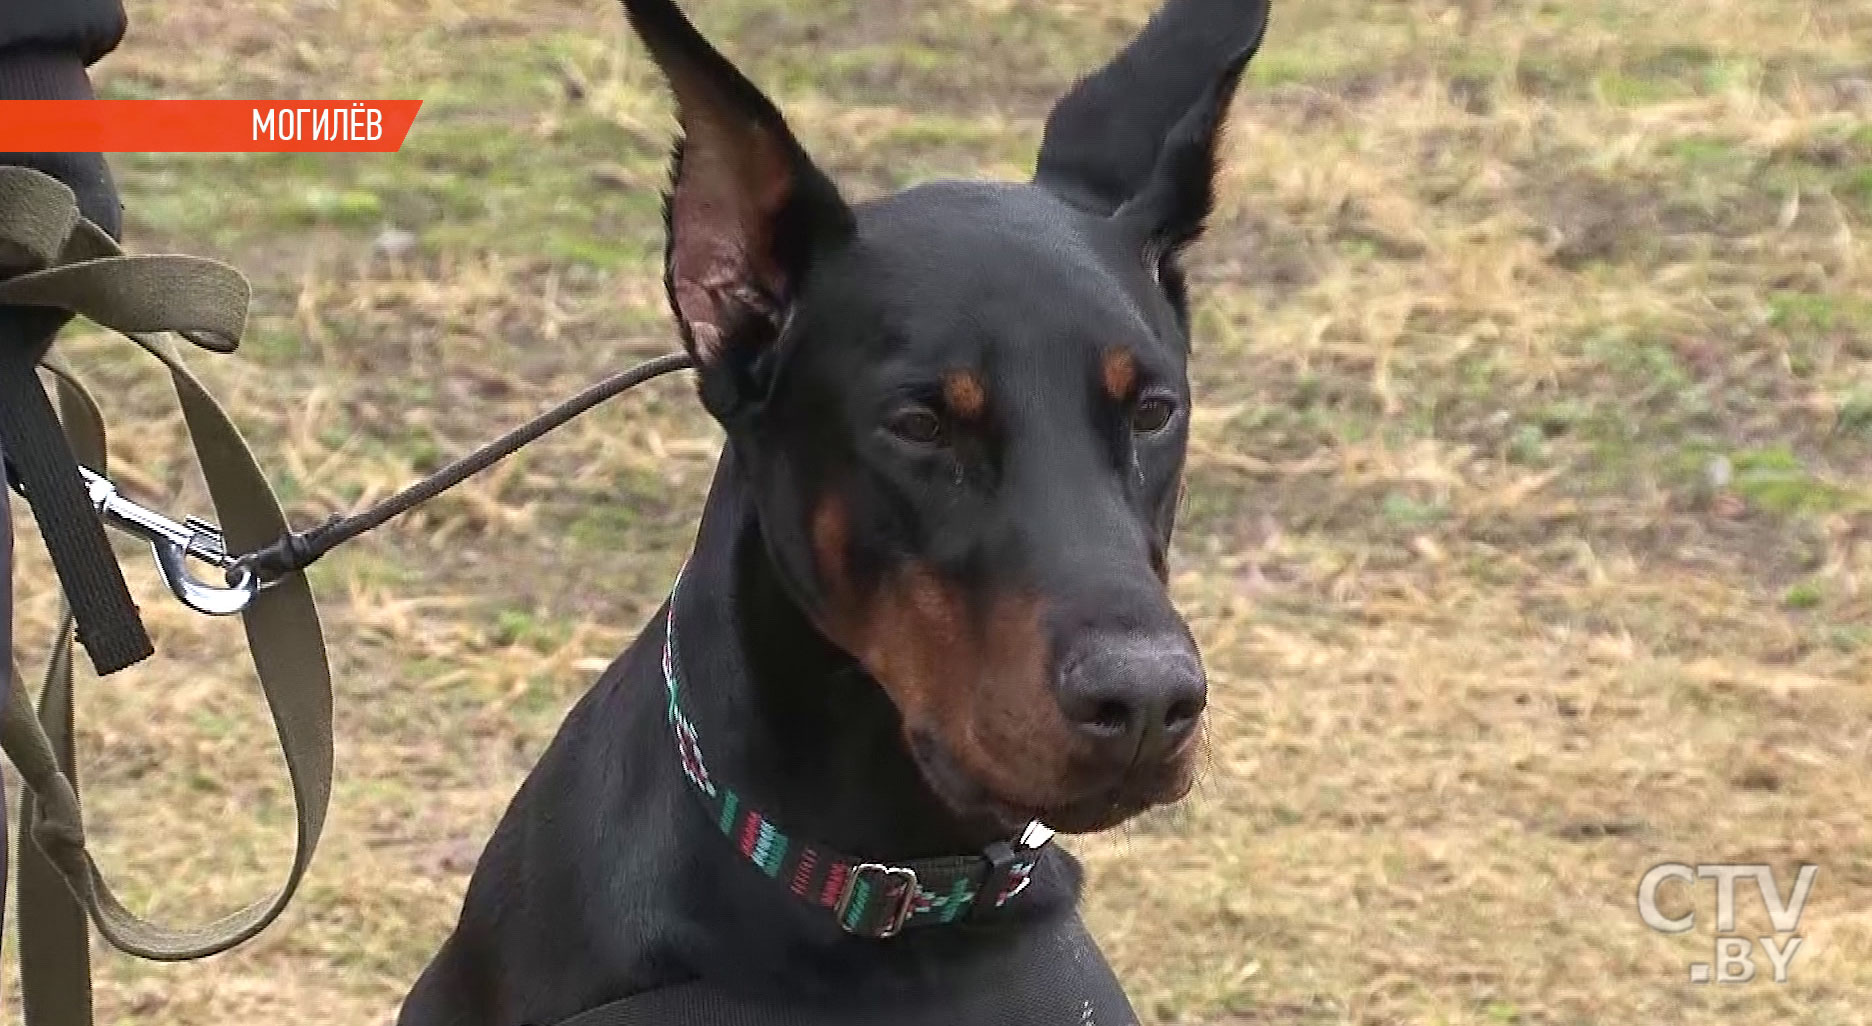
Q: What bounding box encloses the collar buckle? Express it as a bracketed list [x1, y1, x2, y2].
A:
[836, 863, 919, 939]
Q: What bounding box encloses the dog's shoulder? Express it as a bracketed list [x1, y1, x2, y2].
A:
[401, 627, 698, 1025]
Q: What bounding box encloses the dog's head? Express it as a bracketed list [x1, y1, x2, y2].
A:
[621, 0, 1269, 835]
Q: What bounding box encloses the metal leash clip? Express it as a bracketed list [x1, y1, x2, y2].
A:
[72, 466, 261, 616]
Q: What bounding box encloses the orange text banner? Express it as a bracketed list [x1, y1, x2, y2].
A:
[0, 101, 423, 153]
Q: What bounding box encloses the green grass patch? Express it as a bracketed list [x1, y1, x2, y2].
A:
[814, 43, 957, 85]
[1842, 167, 1872, 213]
[286, 185, 385, 227]
[1484, 1000, 1524, 1024]
[1592, 46, 1757, 107]
[1594, 70, 1676, 106]
[1768, 291, 1872, 334]
[569, 503, 641, 550]
[1247, 46, 1363, 87]
[877, 114, 1020, 154]
[1508, 423, 1549, 466]
[1664, 136, 1748, 170]
[242, 318, 306, 364]
[489, 608, 572, 652]
[1826, 625, 1872, 653]
[1533, 398, 1594, 437]
[1838, 389, 1872, 437]
[1730, 446, 1863, 514]
[1586, 332, 1692, 393]
[1782, 580, 1824, 610]
[1381, 492, 1448, 529]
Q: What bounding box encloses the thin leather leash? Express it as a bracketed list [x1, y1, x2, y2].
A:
[236, 350, 694, 586]
[7, 351, 697, 610]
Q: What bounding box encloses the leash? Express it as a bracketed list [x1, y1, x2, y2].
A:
[0, 165, 692, 1026]
[237, 350, 692, 587]
[4, 354, 693, 614]
[0, 164, 331, 1026]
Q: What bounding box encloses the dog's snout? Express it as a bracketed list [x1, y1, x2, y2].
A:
[1058, 634, 1205, 765]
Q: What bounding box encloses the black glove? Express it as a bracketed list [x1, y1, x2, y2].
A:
[0, 45, 123, 239]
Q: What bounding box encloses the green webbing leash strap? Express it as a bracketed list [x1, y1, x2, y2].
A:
[0, 166, 334, 1025]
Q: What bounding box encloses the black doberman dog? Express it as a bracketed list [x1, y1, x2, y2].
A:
[400, 0, 1270, 1022]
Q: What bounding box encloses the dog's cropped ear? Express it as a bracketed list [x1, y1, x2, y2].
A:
[1034, 0, 1270, 297]
[620, 0, 855, 416]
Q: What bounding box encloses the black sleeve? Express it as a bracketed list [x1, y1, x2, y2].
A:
[0, 0, 127, 237]
[0, 0, 127, 67]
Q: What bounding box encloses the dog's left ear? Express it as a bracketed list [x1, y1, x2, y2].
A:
[1034, 0, 1270, 300]
[620, 0, 855, 417]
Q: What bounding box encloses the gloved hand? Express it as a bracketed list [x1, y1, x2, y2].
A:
[0, 45, 122, 239]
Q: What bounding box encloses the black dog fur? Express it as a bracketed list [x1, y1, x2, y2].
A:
[399, 1, 1270, 1022]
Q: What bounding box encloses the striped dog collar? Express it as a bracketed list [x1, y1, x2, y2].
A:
[660, 572, 1055, 939]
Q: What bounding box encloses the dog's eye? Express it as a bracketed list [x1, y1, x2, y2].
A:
[884, 405, 946, 447]
[1131, 397, 1177, 435]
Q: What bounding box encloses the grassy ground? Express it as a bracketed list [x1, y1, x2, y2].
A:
[7, 0, 1870, 1022]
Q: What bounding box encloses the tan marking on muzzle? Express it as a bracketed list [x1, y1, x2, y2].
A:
[827, 563, 1082, 809]
[806, 496, 1119, 812]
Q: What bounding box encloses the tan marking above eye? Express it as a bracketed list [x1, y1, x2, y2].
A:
[941, 370, 987, 421]
[1101, 348, 1138, 401]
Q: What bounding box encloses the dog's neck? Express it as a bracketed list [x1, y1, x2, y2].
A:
[666, 446, 990, 861]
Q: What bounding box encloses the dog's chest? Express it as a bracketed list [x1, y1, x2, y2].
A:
[732, 913, 1138, 1025]
[578, 914, 1140, 1026]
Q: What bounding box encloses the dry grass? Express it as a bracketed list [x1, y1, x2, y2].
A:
[7, 0, 1871, 1022]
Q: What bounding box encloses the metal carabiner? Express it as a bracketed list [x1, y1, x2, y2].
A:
[74, 466, 260, 616]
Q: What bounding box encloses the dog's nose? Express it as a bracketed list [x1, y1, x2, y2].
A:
[1058, 633, 1206, 766]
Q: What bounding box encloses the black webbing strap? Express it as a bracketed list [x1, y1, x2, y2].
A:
[0, 304, 152, 676]
[0, 162, 152, 674]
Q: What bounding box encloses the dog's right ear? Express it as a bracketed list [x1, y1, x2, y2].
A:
[1034, 0, 1270, 313]
[619, 0, 855, 418]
